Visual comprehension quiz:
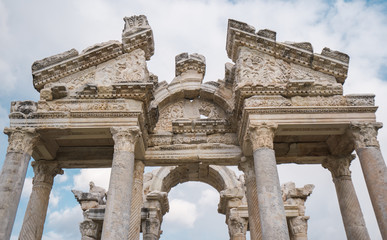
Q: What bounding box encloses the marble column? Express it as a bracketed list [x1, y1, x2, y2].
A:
[128, 160, 145, 240]
[19, 161, 63, 240]
[0, 128, 39, 240]
[238, 157, 262, 240]
[249, 122, 289, 240]
[101, 126, 140, 240]
[322, 155, 370, 240]
[227, 208, 248, 240]
[350, 122, 387, 239]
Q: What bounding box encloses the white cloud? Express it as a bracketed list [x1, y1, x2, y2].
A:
[49, 191, 60, 208]
[45, 205, 83, 239]
[198, 188, 219, 207]
[164, 199, 198, 228]
[73, 168, 111, 191]
[21, 177, 32, 199]
[56, 171, 68, 183]
[0, 58, 16, 92]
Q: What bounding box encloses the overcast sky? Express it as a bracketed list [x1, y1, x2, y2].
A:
[0, 0, 386, 239]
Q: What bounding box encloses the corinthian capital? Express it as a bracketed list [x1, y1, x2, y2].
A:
[248, 122, 277, 150]
[4, 127, 39, 155]
[32, 161, 63, 186]
[350, 122, 382, 149]
[111, 126, 141, 152]
[322, 155, 355, 178]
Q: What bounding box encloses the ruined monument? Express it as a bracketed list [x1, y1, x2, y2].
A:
[0, 15, 386, 240]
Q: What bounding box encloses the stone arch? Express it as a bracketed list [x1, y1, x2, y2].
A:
[144, 165, 242, 195]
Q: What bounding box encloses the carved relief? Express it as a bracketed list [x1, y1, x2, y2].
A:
[244, 96, 291, 107]
[291, 95, 346, 106]
[155, 99, 228, 133]
[10, 101, 37, 116]
[350, 122, 383, 149]
[322, 155, 355, 179]
[37, 100, 129, 112]
[155, 101, 184, 132]
[111, 126, 141, 152]
[96, 50, 147, 83]
[80, 220, 100, 239]
[248, 122, 277, 150]
[4, 128, 39, 155]
[236, 49, 290, 88]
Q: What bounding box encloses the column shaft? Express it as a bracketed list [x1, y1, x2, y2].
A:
[323, 155, 370, 240]
[249, 122, 289, 240]
[19, 161, 63, 240]
[253, 148, 289, 240]
[334, 177, 370, 240]
[101, 127, 140, 240]
[128, 160, 144, 240]
[351, 122, 387, 239]
[0, 128, 38, 240]
[239, 158, 262, 240]
[356, 148, 387, 238]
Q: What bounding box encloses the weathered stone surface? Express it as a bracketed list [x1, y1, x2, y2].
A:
[31, 48, 79, 72]
[19, 161, 63, 240]
[0, 128, 39, 240]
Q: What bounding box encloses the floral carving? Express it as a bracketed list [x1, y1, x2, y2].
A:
[4, 128, 39, 155]
[111, 126, 141, 152]
[291, 95, 346, 106]
[288, 216, 309, 237]
[155, 101, 184, 132]
[350, 122, 382, 149]
[32, 161, 63, 186]
[248, 122, 277, 150]
[236, 49, 290, 88]
[322, 155, 355, 178]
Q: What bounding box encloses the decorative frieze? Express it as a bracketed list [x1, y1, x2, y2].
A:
[175, 53, 206, 76]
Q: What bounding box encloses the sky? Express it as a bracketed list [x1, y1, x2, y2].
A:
[0, 0, 386, 239]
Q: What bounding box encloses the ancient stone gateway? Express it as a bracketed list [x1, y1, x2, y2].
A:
[0, 15, 386, 240]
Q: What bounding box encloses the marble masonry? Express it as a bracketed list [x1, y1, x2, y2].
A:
[0, 15, 386, 240]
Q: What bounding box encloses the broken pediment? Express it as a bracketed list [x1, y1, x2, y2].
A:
[32, 16, 155, 102]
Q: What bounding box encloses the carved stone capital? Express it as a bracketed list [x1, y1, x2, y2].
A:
[110, 126, 141, 152]
[80, 220, 101, 239]
[227, 208, 248, 238]
[248, 122, 277, 150]
[322, 155, 355, 179]
[350, 122, 382, 149]
[4, 127, 39, 155]
[288, 216, 309, 238]
[31, 161, 63, 186]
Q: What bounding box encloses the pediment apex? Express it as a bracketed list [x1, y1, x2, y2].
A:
[226, 19, 349, 83]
